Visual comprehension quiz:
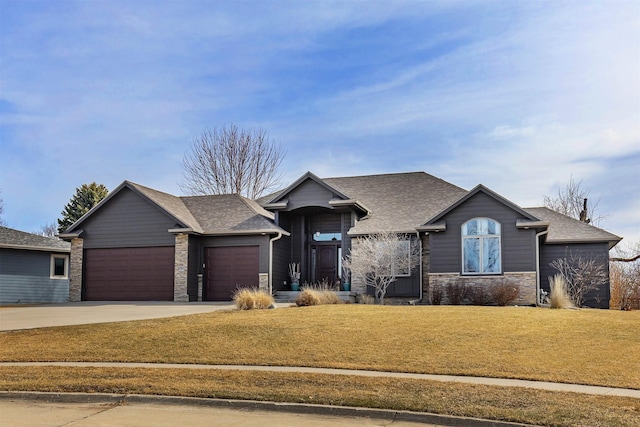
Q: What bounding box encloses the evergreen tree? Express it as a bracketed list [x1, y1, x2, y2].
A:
[58, 183, 108, 232]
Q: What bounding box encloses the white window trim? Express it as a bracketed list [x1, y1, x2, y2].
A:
[50, 254, 69, 279]
[461, 218, 502, 275]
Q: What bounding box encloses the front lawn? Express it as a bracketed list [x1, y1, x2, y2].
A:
[1, 305, 638, 389]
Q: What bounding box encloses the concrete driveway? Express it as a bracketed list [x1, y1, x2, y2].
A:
[0, 302, 235, 331]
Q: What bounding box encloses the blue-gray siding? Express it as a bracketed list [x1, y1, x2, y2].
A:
[429, 192, 537, 274]
[0, 248, 69, 304]
[282, 179, 338, 211]
[540, 242, 610, 308]
[80, 187, 177, 249]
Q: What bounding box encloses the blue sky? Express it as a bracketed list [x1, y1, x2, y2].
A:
[1, 0, 638, 245]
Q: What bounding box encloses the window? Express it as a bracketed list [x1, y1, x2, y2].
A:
[462, 218, 501, 274]
[376, 239, 412, 277]
[50, 254, 69, 279]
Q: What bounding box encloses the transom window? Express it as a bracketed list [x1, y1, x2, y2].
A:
[462, 218, 501, 274]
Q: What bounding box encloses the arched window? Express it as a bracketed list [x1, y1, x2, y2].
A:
[462, 218, 501, 274]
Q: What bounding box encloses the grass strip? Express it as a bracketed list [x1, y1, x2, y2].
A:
[1, 366, 638, 427]
[1, 306, 638, 389]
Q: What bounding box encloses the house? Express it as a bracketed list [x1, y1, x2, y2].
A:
[0, 226, 71, 304]
[59, 172, 621, 307]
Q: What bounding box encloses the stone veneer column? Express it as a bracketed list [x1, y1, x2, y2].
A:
[173, 233, 189, 302]
[258, 273, 269, 293]
[69, 237, 83, 302]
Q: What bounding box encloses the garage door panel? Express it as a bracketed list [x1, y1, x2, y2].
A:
[84, 247, 174, 301]
[205, 246, 259, 301]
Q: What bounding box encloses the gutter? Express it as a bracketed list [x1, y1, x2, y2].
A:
[268, 232, 284, 294]
[535, 229, 549, 306]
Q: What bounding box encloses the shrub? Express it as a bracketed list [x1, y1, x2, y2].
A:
[297, 282, 343, 305]
[468, 286, 492, 305]
[549, 275, 573, 309]
[295, 288, 320, 306]
[357, 294, 375, 305]
[430, 284, 443, 305]
[445, 282, 468, 305]
[610, 250, 640, 310]
[490, 281, 520, 306]
[233, 288, 274, 310]
[253, 291, 275, 309]
[318, 290, 342, 305]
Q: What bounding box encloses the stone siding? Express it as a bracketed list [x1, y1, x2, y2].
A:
[173, 234, 189, 302]
[69, 237, 83, 302]
[258, 273, 269, 293]
[427, 272, 537, 306]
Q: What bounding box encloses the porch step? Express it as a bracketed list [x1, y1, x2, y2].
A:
[274, 291, 357, 304]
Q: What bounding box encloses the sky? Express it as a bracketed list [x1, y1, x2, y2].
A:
[1, 0, 639, 247]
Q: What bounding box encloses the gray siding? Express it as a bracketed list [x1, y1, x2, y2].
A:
[0, 248, 69, 304]
[272, 235, 291, 291]
[429, 192, 537, 274]
[187, 235, 199, 301]
[284, 179, 337, 211]
[80, 188, 177, 249]
[540, 242, 610, 308]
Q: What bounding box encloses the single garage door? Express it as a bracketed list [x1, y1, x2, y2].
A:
[205, 246, 259, 301]
[84, 247, 175, 301]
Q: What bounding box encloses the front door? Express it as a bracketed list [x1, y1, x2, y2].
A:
[317, 245, 337, 283]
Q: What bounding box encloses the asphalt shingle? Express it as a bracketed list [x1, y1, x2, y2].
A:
[0, 226, 70, 251]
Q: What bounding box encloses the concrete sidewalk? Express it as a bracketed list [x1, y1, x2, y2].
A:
[0, 392, 530, 427]
[3, 362, 639, 398]
[0, 301, 235, 331]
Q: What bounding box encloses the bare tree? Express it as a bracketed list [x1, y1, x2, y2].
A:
[0, 189, 6, 226]
[35, 222, 59, 238]
[343, 233, 420, 305]
[550, 251, 608, 307]
[610, 240, 640, 310]
[180, 125, 285, 199]
[543, 175, 607, 225]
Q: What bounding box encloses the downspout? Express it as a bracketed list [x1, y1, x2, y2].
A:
[535, 229, 549, 306]
[410, 231, 423, 305]
[269, 232, 283, 295]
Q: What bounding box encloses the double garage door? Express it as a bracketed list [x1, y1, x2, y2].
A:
[83, 246, 259, 301]
[84, 247, 175, 301]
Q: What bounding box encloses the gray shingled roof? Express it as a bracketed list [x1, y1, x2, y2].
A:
[324, 172, 468, 234]
[127, 182, 203, 233]
[64, 181, 286, 236]
[524, 207, 622, 247]
[0, 226, 70, 252]
[181, 194, 283, 234]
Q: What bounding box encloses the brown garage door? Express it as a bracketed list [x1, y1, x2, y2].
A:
[205, 246, 259, 301]
[84, 247, 175, 301]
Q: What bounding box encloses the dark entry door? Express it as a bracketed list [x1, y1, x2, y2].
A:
[316, 245, 338, 284]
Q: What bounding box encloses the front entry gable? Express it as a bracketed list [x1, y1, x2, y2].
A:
[263, 171, 369, 215]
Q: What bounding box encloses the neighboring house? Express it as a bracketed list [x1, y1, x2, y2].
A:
[0, 226, 71, 305]
[59, 172, 621, 307]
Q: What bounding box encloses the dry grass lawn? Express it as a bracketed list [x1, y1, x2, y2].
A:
[1, 366, 638, 427]
[1, 305, 638, 389]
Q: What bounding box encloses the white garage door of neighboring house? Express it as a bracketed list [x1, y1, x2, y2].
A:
[83, 247, 175, 301]
[205, 246, 259, 301]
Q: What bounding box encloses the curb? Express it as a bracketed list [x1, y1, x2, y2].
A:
[0, 391, 534, 427]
